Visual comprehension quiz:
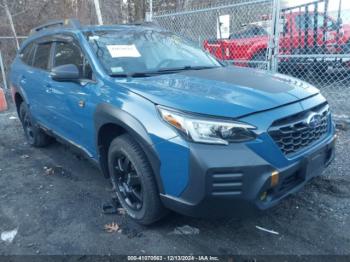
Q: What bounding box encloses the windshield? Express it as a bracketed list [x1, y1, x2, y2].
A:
[86, 29, 221, 76]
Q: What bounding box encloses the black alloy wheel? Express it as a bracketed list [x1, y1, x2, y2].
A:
[111, 152, 143, 211]
[22, 110, 35, 144]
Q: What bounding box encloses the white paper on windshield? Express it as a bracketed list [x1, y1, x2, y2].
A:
[110, 67, 124, 73]
[106, 44, 141, 58]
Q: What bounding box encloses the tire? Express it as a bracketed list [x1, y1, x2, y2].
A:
[249, 51, 267, 70]
[19, 102, 51, 147]
[108, 134, 167, 225]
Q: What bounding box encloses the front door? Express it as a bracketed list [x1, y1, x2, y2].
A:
[48, 38, 96, 155]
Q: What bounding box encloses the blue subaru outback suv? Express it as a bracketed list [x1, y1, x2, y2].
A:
[10, 19, 336, 224]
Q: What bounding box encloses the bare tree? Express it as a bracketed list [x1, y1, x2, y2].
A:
[93, 0, 104, 25]
[100, 0, 124, 24]
[134, 0, 146, 22]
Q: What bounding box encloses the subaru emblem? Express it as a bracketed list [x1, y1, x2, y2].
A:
[306, 112, 322, 129]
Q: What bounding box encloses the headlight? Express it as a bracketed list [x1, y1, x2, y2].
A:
[158, 106, 256, 145]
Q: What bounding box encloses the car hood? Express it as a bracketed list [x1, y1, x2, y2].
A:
[118, 66, 319, 118]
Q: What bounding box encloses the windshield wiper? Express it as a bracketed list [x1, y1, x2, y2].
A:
[110, 72, 160, 78]
[109, 65, 220, 78]
[157, 65, 220, 72]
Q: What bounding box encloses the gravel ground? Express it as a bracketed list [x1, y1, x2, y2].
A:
[318, 78, 350, 118]
[0, 101, 349, 256]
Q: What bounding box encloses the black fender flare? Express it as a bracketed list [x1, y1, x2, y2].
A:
[11, 85, 30, 119]
[94, 103, 164, 194]
[11, 85, 24, 108]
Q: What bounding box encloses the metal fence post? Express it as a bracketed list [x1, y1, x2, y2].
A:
[0, 50, 8, 90]
[149, 0, 153, 21]
[268, 0, 281, 72]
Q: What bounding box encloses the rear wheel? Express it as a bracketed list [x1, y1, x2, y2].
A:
[108, 134, 167, 225]
[19, 102, 51, 147]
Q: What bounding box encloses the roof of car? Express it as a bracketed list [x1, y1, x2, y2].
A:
[29, 19, 161, 35]
[81, 24, 162, 32]
[21, 20, 162, 50]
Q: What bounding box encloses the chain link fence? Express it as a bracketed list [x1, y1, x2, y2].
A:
[0, 39, 16, 91]
[276, 0, 350, 117]
[0, 37, 27, 91]
[154, 0, 274, 70]
[153, 0, 350, 118]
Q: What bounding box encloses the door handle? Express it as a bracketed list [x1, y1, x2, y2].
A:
[78, 100, 86, 108]
[45, 84, 53, 93]
[20, 76, 26, 84]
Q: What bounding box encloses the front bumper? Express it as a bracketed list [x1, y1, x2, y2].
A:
[160, 133, 336, 217]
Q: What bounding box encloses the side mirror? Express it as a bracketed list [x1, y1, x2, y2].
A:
[50, 64, 80, 82]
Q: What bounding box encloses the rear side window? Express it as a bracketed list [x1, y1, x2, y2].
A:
[20, 43, 35, 65]
[33, 43, 52, 70]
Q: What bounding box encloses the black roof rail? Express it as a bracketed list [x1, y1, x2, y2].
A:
[30, 19, 81, 35]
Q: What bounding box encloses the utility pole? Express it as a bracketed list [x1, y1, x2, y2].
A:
[269, 0, 281, 72]
[93, 0, 104, 25]
[4, 2, 20, 50]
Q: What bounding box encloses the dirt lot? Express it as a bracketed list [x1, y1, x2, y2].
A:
[0, 101, 349, 256]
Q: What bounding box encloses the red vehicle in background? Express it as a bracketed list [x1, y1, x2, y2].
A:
[204, 11, 350, 71]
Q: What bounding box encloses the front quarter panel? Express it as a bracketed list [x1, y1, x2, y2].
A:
[94, 82, 179, 146]
[94, 82, 185, 194]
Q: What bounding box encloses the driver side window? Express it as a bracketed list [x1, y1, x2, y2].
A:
[53, 41, 93, 80]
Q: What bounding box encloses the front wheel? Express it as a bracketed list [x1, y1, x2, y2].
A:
[108, 134, 167, 225]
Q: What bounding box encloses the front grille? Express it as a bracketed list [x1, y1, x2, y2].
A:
[268, 102, 330, 156]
